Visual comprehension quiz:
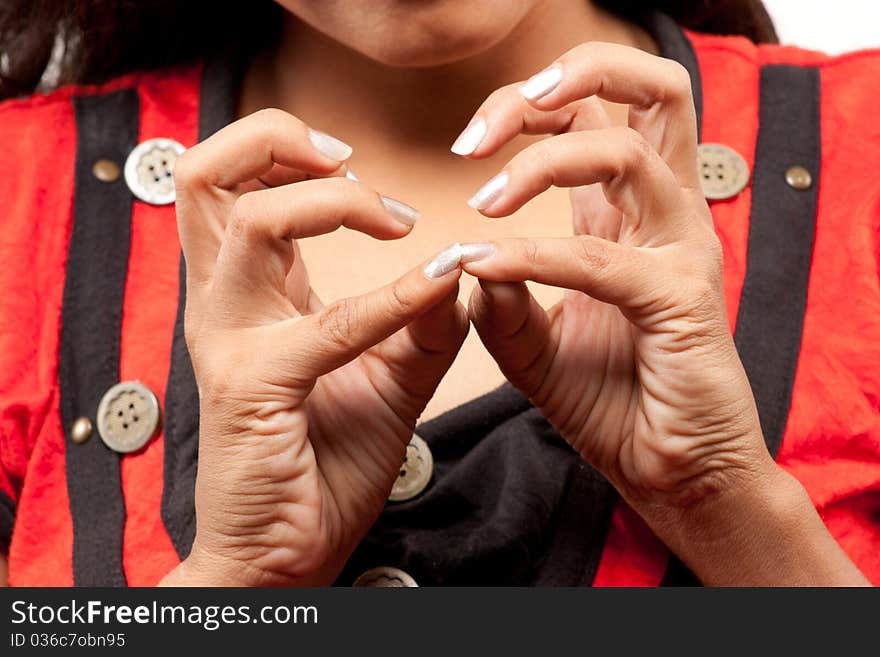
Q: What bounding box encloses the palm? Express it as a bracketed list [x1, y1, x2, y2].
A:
[515, 185, 751, 503]
[303, 356, 433, 553]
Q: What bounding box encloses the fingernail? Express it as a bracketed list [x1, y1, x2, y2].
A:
[459, 242, 496, 263]
[381, 196, 420, 226]
[517, 64, 563, 101]
[345, 168, 359, 181]
[467, 171, 509, 211]
[424, 243, 463, 279]
[309, 128, 353, 161]
[451, 117, 487, 156]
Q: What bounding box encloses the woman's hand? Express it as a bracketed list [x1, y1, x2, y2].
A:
[161, 110, 469, 586]
[453, 44, 868, 585]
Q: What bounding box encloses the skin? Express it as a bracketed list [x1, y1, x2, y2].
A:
[1, 0, 867, 586]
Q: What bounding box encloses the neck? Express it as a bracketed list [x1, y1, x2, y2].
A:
[240, 1, 653, 152]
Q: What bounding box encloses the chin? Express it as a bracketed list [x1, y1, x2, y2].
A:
[278, 0, 538, 68]
[357, 25, 516, 68]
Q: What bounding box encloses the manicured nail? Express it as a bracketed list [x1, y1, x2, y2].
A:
[381, 196, 420, 226]
[518, 64, 563, 101]
[345, 168, 359, 182]
[451, 117, 487, 156]
[459, 242, 496, 263]
[424, 243, 463, 279]
[467, 171, 509, 211]
[308, 128, 353, 161]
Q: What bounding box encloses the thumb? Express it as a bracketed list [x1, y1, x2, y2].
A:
[278, 249, 464, 382]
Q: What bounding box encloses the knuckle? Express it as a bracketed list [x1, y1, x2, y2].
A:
[527, 141, 558, 185]
[317, 300, 357, 350]
[172, 148, 200, 191]
[622, 127, 653, 163]
[387, 279, 416, 318]
[519, 239, 542, 268]
[571, 235, 612, 273]
[609, 127, 652, 177]
[253, 107, 294, 131]
[663, 61, 693, 102]
[571, 41, 599, 62]
[227, 193, 260, 242]
[678, 265, 724, 323]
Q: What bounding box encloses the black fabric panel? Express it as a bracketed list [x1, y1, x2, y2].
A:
[161, 52, 243, 560]
[61, 89, 140, 586]
[662, 65, 822, 587]
[645, 11, 703, 141]
[0, 490, 15, 554]
[734, 65, 820, 458]
[338, 386, 616, 586]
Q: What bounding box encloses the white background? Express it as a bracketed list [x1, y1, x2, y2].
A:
[762, 0, 880, 53]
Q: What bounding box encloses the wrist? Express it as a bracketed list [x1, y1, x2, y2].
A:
[638, 455, 869, 586]
[158, 548, 240, 587]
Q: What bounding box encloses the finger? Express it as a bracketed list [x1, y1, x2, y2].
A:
[285, 241, 316, 311]
[452, 84, 613, 159]
[468, 128, 685, 238]
[450, 84, 576, 159]
[242, 161, 352, 191]
[365, 288, 470, 420]
[210, 178, 419, 299]
[173, 108, 351, 193]
[518, 43, 699, 186]
[459, 237, 663, 312]
[468, 280, 558, 401]
[283, 247, 466, 381]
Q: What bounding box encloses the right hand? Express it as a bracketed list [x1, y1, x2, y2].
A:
[161, 110, 469, 586]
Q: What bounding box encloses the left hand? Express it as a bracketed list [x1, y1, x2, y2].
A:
[453, 42, 774, 516]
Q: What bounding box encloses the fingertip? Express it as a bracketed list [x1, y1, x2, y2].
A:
[517, 63, 564, 103]
[423, 243, 464, 280]
[467, 171, 510, 213]
[450, 116, 488, 157]
[380, 195, 421, 228]
[308, 128, 353, 163]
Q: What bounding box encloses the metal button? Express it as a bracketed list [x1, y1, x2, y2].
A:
[92, 159, 121, 183]
[96, 381, 161, 453]
[70, 417, 93, 444]
[785, 165, 813, 190]
[697, 143, 750, 201]
[123, 137, 186, 205]
[353, 567, 418, 587]
[388, 433, 433, 502]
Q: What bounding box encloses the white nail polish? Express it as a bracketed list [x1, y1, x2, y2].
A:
[309, 128, 353, 161]
[467, 171, 509, 211]
[381, 196, 420, 226]
[424, 243, 463, 279]
[451, 117, 487, 156]
[459, 242, 496, 263]
[345, 168, 359, 182]
[517, 64, 563, 101]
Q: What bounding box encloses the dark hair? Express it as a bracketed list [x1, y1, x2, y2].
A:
[0, 0, 777, 100]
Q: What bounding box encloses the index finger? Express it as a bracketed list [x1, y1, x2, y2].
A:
[173, 108, 352, 192]
[517, 43, 699, 187]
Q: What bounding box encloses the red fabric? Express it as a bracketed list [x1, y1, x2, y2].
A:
[0, 87, 78, 585]
[0, 68, 202, 586]
[118, 67, 202, 586]
[1, 32, 880, 586]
